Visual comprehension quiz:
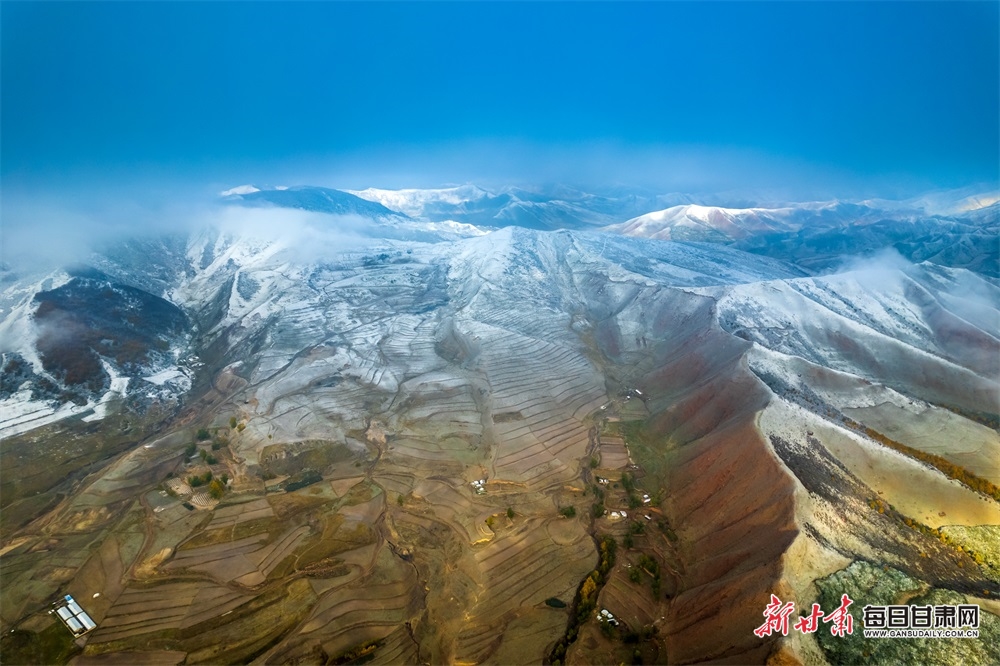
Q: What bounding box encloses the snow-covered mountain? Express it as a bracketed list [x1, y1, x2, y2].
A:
[605, 203, 807, 241]
[2, 184, 998, 666]
[220, 185, 487, 242]
[605, 198, 997, 241]
[347, 184, 494, 217]
[606, 198, 999, 276]
[224, 185, 401, 218]
[350, 183, 663, 230]
[6, 184, 995, 442]
[221, 184, 999, 278]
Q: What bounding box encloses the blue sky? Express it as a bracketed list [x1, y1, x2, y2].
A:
[2, 1, 997, 196]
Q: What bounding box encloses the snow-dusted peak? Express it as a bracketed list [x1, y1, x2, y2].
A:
[607, 203, 804, 241]
[348, 184, 493, 217]
[219, 184, 261, 197]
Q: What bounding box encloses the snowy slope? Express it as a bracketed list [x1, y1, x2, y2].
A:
[605, 201, 871, 241]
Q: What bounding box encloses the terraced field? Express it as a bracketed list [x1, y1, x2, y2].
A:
[92, 582, 251, 643]
[204, 498, 274, 530]
[167, 526, 308, 586]
[260, 547, 419, 662]
[475, 326, 606, 489]
[596, 434, 630, 470]
[471, 517, 594, 624]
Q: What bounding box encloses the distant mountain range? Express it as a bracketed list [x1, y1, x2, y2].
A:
[223, 183, 1000, 276]
[225, 185, 401, 219]
[607, 200, 999, 275]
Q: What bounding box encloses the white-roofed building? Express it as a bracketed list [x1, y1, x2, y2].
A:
[53, 595, 98, 636]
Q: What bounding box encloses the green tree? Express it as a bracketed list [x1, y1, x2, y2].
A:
[506, 507, 515, 519]
[196, 428, 210, 441]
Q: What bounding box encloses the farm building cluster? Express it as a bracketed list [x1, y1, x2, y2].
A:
[52, 595, 96, 637]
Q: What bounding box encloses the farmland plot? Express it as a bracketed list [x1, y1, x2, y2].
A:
[471, 324, 607, 490]
[262, 548, 418, 662]
[454, 516, 595, 662]
[91, 581, 251, 644]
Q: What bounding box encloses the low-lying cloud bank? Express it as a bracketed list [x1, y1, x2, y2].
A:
[1, 192, 380, 274]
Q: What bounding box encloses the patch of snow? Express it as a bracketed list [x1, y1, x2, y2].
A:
[82, 361, 129, 422]
[0, 389, 90, 438]
[220, 185, 260, 196]
[143, 367, 187, 386]
[0, 269, 70, 375]
[421, 220, 489, 237]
